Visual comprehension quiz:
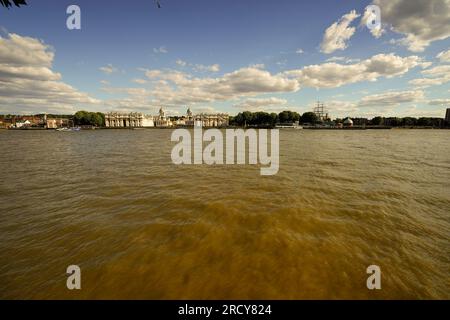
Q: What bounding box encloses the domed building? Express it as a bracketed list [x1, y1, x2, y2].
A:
[343, 117, 353, 128]
[155, 107, 173, 127]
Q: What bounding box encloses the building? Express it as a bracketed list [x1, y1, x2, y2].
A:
[154, 108, 173, 127]
[104, 108, 229, 128]
[104, 112, 154, 128]
[46, 118, 70, 129]
[446, 108, 450, 123]
[194, 113, 229, 127]
[343, 118, 354, 127]
[15, 120, 32, 128]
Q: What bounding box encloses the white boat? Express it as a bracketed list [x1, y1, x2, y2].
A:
[56, 127, 81, 132]
[275, 124, 303, 129]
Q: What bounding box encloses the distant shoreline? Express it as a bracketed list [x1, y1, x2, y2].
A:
[3, 126, 450, 131]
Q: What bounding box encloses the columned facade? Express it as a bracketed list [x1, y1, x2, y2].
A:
[105, 112, 151, 128]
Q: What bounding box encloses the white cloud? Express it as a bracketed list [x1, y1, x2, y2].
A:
[320, 10, 360, 54]
[175, 59, 187, 67]
[296, 48, 304, 54]
[371, 0, 450, 52]
[325, 56, 360, 64]
[233, 97, 287, 111]
[0, 33, 54, 67]
[409, 65, 450, 88]
[428, 99, 450, 106]
[437, 49, 450, 63]
[248, 63, 265, 69]
[285, 53, 428, 88]
[326, 56, 346, 62]
[153, 46, 168, 54]
[323, 90, 426, 118]
[142, 66, 299, 106]
[132, 78, 147, 85]
[193, 63, 220, 73]
[0, 33, 99, 114]
[99, 64, 118, 74]
[358, 90, 424, 107]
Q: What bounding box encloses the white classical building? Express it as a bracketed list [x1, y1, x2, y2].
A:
[154, 108, 173, 127]
[104, 112, 154, 128]
[104, 108, 229, 128]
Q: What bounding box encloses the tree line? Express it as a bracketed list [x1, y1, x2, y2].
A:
[229, 111, 319, 127]
[73, 111, 105, 127]
[346, 116, 447, 128]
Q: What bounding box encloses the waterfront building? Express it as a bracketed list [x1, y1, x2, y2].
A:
[15, 120, 31, 128]
[154, 108, 173, 127]
[104, 112, 154, 128]
[446, 108, 450, 123]
[343, 118, 354, 127]
[194, 113, 229, 127]
[46, 118, 70, 129]
[174, 108, 229, 127]
[104, 108, 228, 128]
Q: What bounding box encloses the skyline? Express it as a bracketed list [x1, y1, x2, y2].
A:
[0, 0, 450, 118]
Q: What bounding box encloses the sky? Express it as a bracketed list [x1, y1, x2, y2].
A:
[0, 0, 449, 118]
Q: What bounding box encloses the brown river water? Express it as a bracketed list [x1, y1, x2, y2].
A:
[0, 129, 449, 299]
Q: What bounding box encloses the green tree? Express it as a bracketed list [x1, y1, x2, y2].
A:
[402, 117, 417, 126]
[278, 111, 300, 123]
[300, 112, 318, 124]
[241, 111, 253, 127]
[269, 113, 278, 126]
[417, 117, 432, 127]
[371, 116, 384, 126]
[74, 111, 105, 127]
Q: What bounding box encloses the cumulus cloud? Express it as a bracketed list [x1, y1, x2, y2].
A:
[193, 63, 220, 73]
[175, 59, 187, 67]
[132, 78, 147, 85]
[322, 90, 426, 118]
[409, 65, 450, 88]
[153, 46, 168, 54]
[99, 64, 118, 74]
[175, 59, 220, 72]
[141, 66, 299, 106]
[285, 53, 428, 88]
[0, 32, 99, 114]
[437, 49, 450, 63]
[320, 10, 360, 54]
[370, 0, 450, 52]
[428, 99, 450, 106]
[122, 53, 428, 108]
[358, 90, 424, 107]
[233, 97, 288, 111]
[0, 33, 54, 67]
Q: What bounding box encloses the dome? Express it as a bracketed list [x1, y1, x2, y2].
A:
[343, 118, 353, 124]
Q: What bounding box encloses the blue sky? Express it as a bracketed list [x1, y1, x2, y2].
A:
[0, 0, 449, 117]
